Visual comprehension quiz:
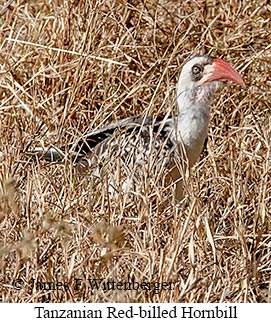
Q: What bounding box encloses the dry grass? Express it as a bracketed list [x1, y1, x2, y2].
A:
[0, 0, 270, 302]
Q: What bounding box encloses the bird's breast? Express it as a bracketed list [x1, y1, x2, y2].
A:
[177, 108, 210, 167]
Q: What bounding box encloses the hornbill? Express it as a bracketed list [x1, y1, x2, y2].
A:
[31, 56, 245, 200]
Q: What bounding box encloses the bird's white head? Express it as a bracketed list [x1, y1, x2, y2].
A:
[177, 56, 245, 106]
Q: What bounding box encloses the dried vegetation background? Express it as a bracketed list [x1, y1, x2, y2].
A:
[0, 0, 270, 302]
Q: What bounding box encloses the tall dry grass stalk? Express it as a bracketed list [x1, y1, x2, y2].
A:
[0, 0, 270, 302]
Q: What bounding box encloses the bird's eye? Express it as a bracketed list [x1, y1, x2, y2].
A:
[192, 64, 202, 74]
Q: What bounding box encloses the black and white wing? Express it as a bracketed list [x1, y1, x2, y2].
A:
[32, 114, 173, 163]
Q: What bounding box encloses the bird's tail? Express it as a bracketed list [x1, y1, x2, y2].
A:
[28, 146, 65, 162]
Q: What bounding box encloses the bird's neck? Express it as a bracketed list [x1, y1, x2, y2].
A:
[176, 88, 212, 167]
